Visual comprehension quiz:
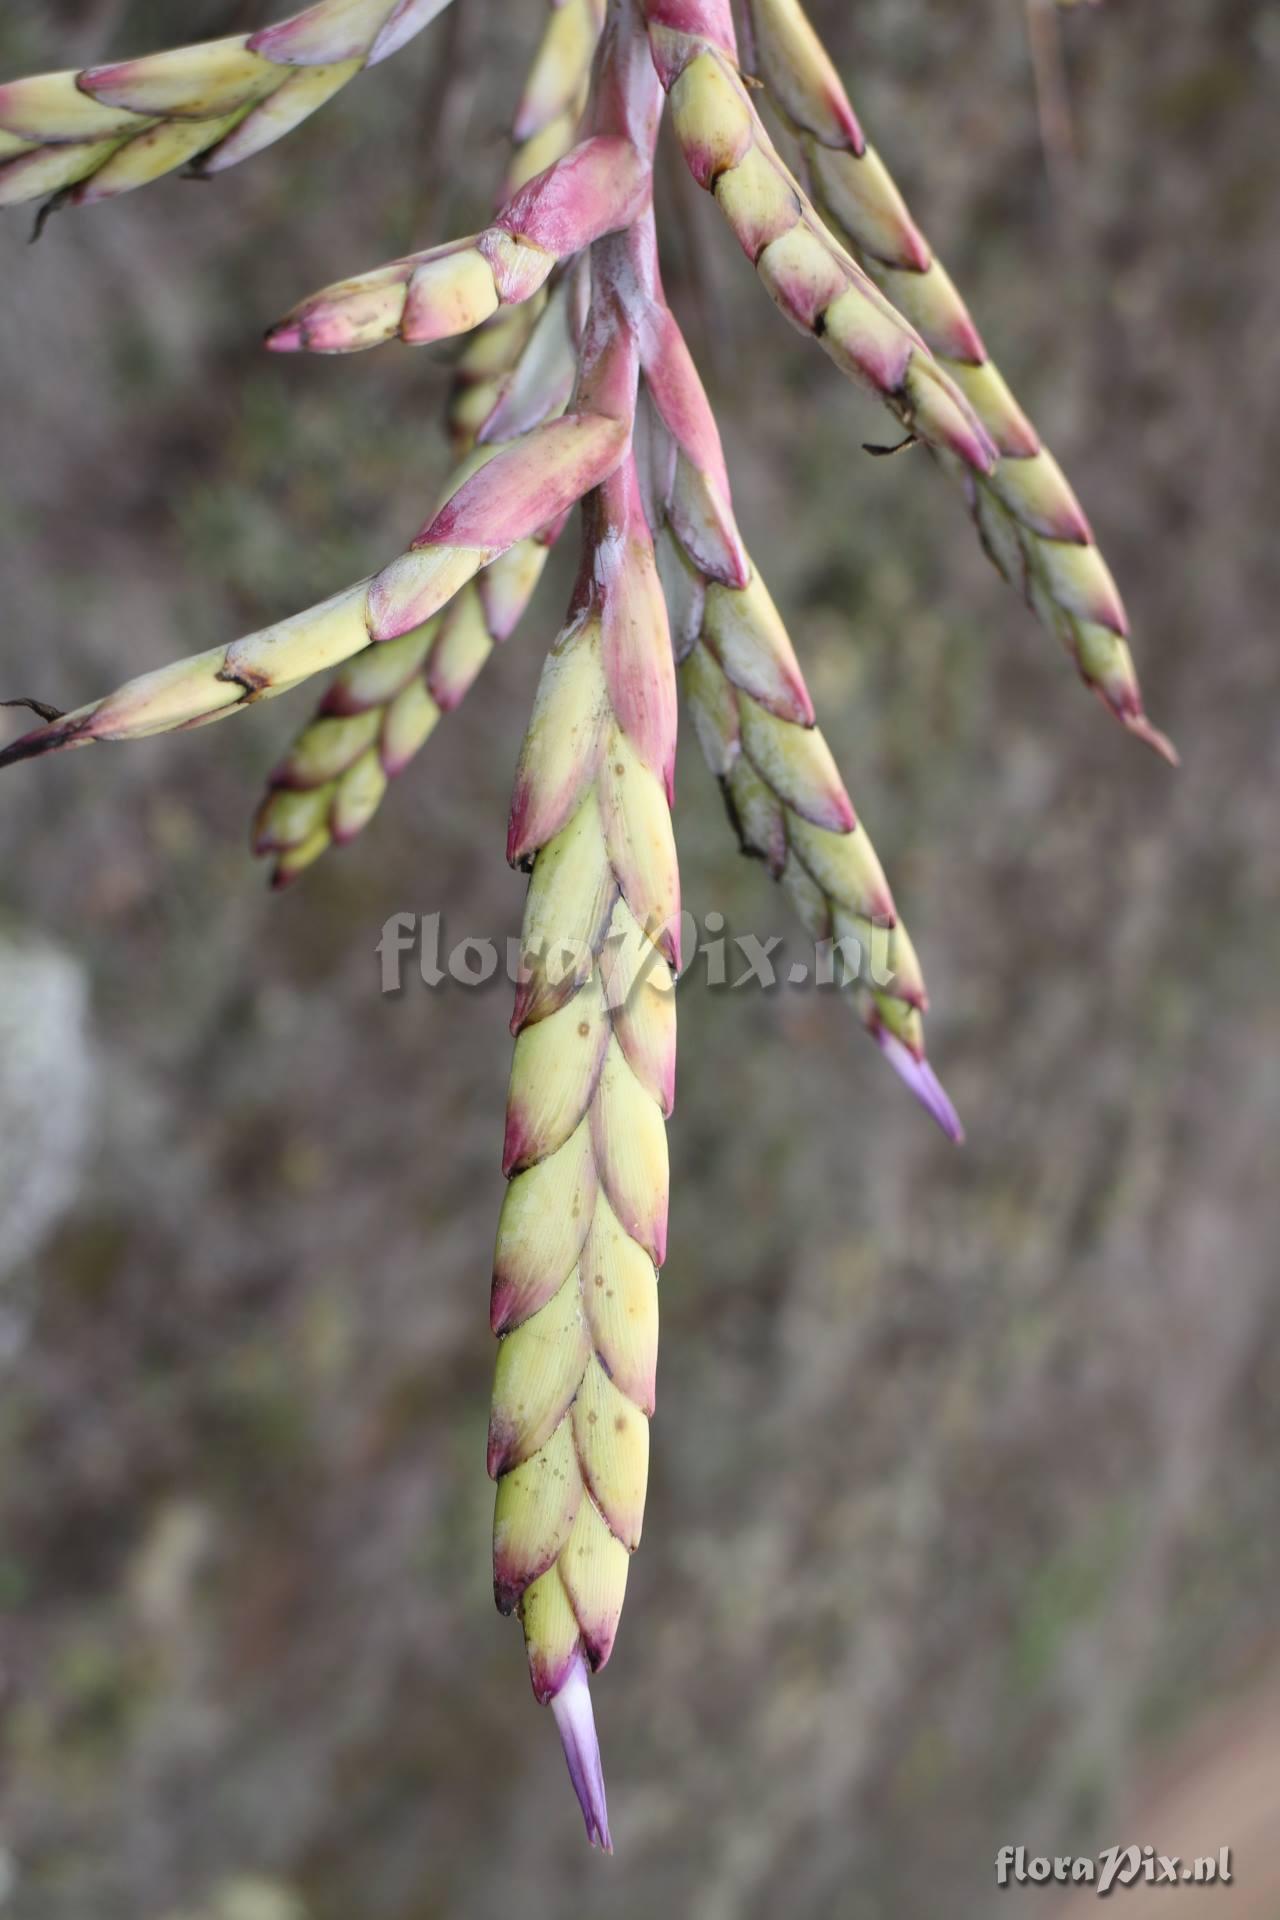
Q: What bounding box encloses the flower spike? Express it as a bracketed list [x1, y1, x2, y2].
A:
[0, 412, 624, 773]
[0, 0, 455, 214]
[742, 0, 1174, 759]
[266, 135, 649, 355]
[494, 449, 676, 1825]
[641, 1, 998, 475]
[489, 27, 676, 1818]
[0, 585, 376, 768]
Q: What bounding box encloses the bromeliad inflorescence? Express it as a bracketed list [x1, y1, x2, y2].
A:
[0, 0, 1171, 1851]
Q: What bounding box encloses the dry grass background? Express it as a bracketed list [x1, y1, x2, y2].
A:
[0, 3, 1277, 1916]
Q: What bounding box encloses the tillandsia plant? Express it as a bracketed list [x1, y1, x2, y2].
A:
[0, 0, 1170, 1852]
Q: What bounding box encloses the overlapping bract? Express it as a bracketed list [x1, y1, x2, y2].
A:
[267, 135, 643, 354]
[0, 0, 1164, 1853]
[251, 537, 553, 885]
[648, 22, 996, 477]
[0, 0, 453, 212]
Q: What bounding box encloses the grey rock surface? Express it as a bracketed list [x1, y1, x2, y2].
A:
[0, 937, 93, 1284]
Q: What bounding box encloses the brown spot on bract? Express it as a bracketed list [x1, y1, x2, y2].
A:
[218, 663, 269, 695]
[578, 1021, 590, 1037]
[614, 761, 625, 776]
[614, 1414, 627, 1433]
[587, 1410, 598, 1425]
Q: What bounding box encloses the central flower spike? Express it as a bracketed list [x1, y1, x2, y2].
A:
[493, 452, 676, 1849]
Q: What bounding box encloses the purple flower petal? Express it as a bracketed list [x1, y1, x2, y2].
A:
[872, 1024, 965, 1143]
[550, 1650, 612, 1852]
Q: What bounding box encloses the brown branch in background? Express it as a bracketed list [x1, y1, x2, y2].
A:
[2, 697, 66, 725]
[1025, 0, 1078, 200]
[81, 0, 129, 60]
[406, 0, 472, 252]
[219, 0, 277, 31]
[657, 115, 731, 390]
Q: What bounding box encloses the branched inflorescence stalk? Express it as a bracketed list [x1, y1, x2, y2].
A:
[0, 0, 1168, 1850]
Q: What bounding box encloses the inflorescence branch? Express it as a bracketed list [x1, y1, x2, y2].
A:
[0, 0, 1167, 1850]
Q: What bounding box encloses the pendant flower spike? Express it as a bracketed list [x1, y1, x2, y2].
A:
[0, 0, 1169, 1850]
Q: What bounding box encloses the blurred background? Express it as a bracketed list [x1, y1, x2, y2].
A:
[0, 2, 1277, 1915]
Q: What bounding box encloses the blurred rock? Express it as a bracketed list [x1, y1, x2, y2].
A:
[0, 935, 93, 1286]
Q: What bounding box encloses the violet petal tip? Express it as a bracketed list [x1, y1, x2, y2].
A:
[873, 1025, 965, 1144]
[1126, 710, 1180, 769]
[550, 1651, 612, 1853]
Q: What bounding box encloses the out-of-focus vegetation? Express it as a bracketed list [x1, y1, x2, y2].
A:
[0, 3, 1277, 1916]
